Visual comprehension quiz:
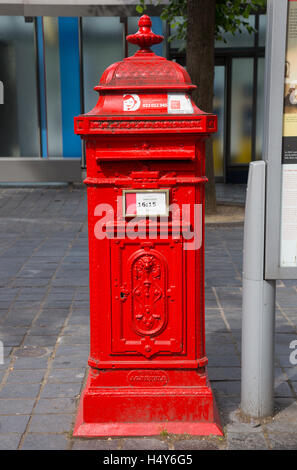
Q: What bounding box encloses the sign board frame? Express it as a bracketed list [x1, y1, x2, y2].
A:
[264, 0, 297, 279]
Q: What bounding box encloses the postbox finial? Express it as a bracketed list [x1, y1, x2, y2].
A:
[126, 14, 164, 52]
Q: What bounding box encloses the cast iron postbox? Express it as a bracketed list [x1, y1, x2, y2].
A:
[73, 15, 222, 437]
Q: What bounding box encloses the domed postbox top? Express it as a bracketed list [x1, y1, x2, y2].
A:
[75, 15, 217, 135]
[96, 15, 195, 93]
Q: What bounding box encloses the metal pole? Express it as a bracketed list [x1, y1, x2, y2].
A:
[241, 161, 276, 419]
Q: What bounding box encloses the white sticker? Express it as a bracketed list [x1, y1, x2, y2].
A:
[136, 192, 168, 216]
[123, 94, 141, 112]
[168, 93, 194, 114]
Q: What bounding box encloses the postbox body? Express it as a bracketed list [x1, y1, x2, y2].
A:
[73, 16, 222, 436]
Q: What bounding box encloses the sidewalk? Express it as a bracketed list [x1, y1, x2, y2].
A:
[0, 185, 296, 450]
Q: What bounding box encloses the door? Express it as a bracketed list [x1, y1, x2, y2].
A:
[110, 238, 185, 360]
[213, 61, 227, 181]
[214, 56, 259, 183]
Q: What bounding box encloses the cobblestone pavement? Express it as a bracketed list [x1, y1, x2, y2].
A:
[0, 186, 296, 450]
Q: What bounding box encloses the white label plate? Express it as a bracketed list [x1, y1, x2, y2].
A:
[124, 190, 169, 217]
[168, 93, 194, 114]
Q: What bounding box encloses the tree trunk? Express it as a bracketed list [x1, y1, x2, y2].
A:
[186, 0, 217, 214]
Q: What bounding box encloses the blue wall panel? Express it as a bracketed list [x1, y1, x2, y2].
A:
[151, 17, 164, 57]
[58, 18, 82, 158]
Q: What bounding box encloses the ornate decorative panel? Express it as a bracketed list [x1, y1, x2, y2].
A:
[110, 239, 185, 359]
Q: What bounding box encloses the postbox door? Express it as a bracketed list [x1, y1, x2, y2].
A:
[110, 238, 185, 360]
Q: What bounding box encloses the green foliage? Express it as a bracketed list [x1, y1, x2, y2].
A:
[215, 0, 266, 42]
[136, 1, 146, 14]
[136, 0, 266, 44]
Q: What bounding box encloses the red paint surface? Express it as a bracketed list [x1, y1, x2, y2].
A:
[73, 15, 222, 437]
[125, 192, 137, 216]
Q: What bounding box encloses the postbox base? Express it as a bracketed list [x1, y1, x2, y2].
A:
[73, 372, 223, 437]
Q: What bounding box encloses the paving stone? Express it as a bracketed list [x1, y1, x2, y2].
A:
[40, 383, 81, 399]
[0, 399, 35, 415]
[274, 381, 294, 398]
[207, 367, 241, 381]
[47, 292, 76, 301]
[0, 434, 21, 450]
[0, 326, 28, 337]
[3, 316, 35, 327]
[28, 414, 73, 433]
[264, 400, 297, 432]
[47, 368, 86, 383]
[35, 318, 65, 328]
[278, 355, 297, 368]
[0, 414, 30, 433]
[285, 360, 297, 376]
[72, 439, 122, 450]
[0, 358, 12, 371]
[0, 335, 24, 347]
[227, 432, 268, 450]
[68, 316, 90, 326]
[225, 422, 264, 434]
[121, 438, 169, 450]
[267, 432, 297, 450]
[205, 319, 228, 332]
[44, 300, 73, 308]
[12, 278, 50, 288]
[215, 397, 241, 424]
[207, 354, 241, 367]
[58, 335, 90, 345]
[70, 309, 89, 317]
[273, 397, 297, 413]
[212, 381, 241, 397]
[7, 369, 46, 384]
[55, 344, 89, 356]
[13, 357, 50, 370]
[63, 325, 89, 335]
[21, 433, 69, 450]
[0, 383, 41, 399]
[23, 335, 58, 347]
[173, 439, 221, 450]
[33, 398, 76, 414]
[29, 326, 62, 336]
[205, 343, 238, 355]
[51, 356, 87, 369]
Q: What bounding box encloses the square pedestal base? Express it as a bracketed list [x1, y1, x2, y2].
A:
[73, 372, 223, 437]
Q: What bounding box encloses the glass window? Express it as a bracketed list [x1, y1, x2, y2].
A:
[128, 17, 139, 56]
[0, 16, 40, 157]
[215, 15, 255, 48]
[230, 58, 254, 164]
[169, 17, 186, 52]
[213, 66, 225, 177]
[82, 17, 124, 114]
[41, 17, 81, 158]
[43, 17, 63, 157]
[258, 14, 266, 47]
[255, 57, 265, 160]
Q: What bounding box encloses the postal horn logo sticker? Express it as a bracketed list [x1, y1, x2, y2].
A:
[123, 94, 141, 112]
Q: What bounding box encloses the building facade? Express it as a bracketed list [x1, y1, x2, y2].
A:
[0, 1, 266, 183]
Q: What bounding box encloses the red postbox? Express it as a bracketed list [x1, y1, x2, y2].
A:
[73, 15, 222, 437]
